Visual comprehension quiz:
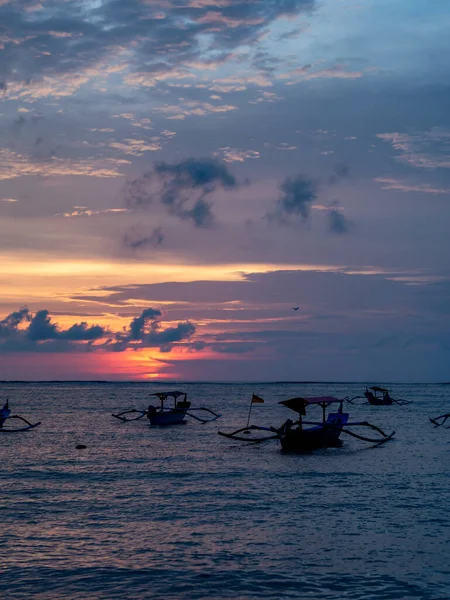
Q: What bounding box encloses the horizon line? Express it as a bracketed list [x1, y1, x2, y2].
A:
[0, 380, 448, 385]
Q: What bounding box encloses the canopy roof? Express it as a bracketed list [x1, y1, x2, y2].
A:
[279, 396, 341, 414]
[370, 386, 388, 393]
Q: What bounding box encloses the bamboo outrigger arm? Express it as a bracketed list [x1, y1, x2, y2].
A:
[340, 427, 395, 445]
[342, 420, 393, 436]
[218, 424, 279, 443]
[111, 409, 147, 422]
[348, 395, 411, 405]
[292, 419, 395, 444]
[219, 419, 395, 446]
[11, 415, 36, 426]
[0, 414, 41, 432]
[186, 407, 222, 423]
[333, 420, 395, 443]
[347, 396, 365, 404]
[429, 413, 450, 427]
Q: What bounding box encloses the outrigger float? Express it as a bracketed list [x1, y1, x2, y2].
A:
[218, 395, 395, 453]
[0, 400, 41, 433]
[349, 387, 411, 406]
[112, 391, 222, 426]
[429, 413, 450, 427]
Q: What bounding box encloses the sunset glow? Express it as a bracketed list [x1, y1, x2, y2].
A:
[1, 0, 450, 381]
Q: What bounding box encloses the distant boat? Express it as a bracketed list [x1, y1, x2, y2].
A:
[112, 391, 221, 426]
[0, 399, 41, 433]
[365, 386, 393, 405]
[147, 391, 191, 426]
[218, 394, 394, 453]
[349, 387, 411, 406]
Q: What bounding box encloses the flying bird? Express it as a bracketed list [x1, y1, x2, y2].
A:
[293, 306, 299, 311]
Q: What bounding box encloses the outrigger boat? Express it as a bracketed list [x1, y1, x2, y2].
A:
[218, 395, 395, 453]
[349, 387, 411, 406]
[429, 413, 450, 427]
[112, 391, 222, 426]
[0, 400, 41, 433]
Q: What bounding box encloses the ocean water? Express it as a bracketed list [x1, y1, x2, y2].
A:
[1, 382, 449, 600]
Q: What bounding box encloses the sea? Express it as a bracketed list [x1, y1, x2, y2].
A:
[1, 382, 449, 600]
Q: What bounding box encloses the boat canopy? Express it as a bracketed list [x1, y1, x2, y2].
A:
[370, 386, 388, 393]
[279, 396, 341, 414]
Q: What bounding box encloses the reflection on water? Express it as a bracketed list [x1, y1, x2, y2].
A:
[1, 382, 449, 599]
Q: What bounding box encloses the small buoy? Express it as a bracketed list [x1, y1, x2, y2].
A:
[75, 444, 87, 450]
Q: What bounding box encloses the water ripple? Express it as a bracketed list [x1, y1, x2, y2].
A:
[1, 382, 449, 599]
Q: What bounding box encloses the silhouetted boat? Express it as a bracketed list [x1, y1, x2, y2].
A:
[365, 386, 393, 405]
[349, 387, 411, 406]
[112, 391, 221, 426]
[0, 400, 41, 433]
[147, 391, 192, 425]
[218, 394, 395, 453]
[277, 396, 349, 452]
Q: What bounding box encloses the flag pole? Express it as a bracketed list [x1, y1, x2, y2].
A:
[246, 395, 254, 429]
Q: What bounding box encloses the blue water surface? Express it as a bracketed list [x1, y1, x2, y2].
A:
[1, 382, 449, 599]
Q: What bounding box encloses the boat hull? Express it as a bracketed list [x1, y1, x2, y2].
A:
[368, 398, 393, 406]
[147, 409, 187, 426]
[279, 411, 348, 453]
[280, 425, 344, 453]
[365, 392, 393, 406]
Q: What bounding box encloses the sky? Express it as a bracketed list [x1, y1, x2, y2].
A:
[1, 0, 450, 382]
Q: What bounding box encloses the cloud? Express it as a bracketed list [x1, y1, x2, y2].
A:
[124, 157, 238, 227]
[214, 147, 260, 162]
[277, 26, 308, 41]
[281, 64, 365, 85]
[213, 341, 256, 353]
[60, 322, 106, 341]
[62, 266, 450, 380]
[326, 201, 353, 235]
[57, 207, 130, 218]
[263, 141, 297, 151]
[108, 138, 162, 155]
[374, 177, 450, 195]
[0, 0, 317, 105]
[129, 307, 162, 340]
[187, 340, 207, 353]
[0, 148, 126, 180]
[328, 163, 350, 185]
[161, 130, 176, 138]
[267, 174, 318, 223]
[147, 321, 196, 346]
[0, 306, 30, 337]
[153, 100, 238, 119]
[266, 168, 353, 230]
[27, 310, 105, 341]
[207, 74, 273, 93]
[0, 306, 196, 353]
[249, 90, 284, 104]
[115, 307, 196, 353]
[123, 226, 165, 250]
[27, 309, 58, 340]
[377, 130, 450, 169]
